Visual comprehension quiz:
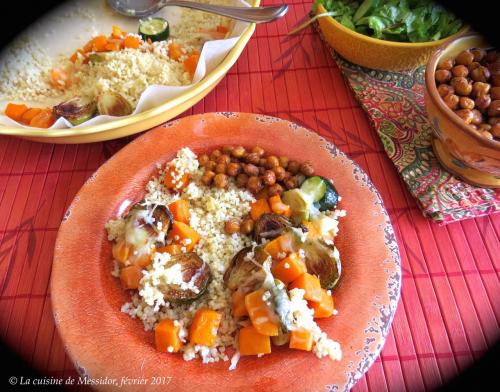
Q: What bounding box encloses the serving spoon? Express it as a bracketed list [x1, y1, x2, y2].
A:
[107, 0, 288, 23]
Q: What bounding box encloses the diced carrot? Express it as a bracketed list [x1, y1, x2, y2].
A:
[232, 290, 249, 318]
[279, 232, 296, 254]
[168, 199, 190, 224]
[90, 35, 109, 52]
[239, 325, 271, 356]
[120, 265, 143, 289]
[289, 328, 313, 351]
[50, 68, 71, 89]
[167, 221, 200, 252]
[131, 251, 152, 268]
[29, 109, 56, 128]
[105, 38, 123, 51]
[269, 195, 292, 217]
[250, 198, 271, 221]
[164, 165, 190, 191]
[155, 319, 182, 353]
[272, 252, 307, 284]
[112, 239, 131, 265]
[309, 289, 334, 318]
[70, 49, 89, 64]
[19, 108, 43, 125]
[189, 308, 222, 346]
[156, 243, 183, 256]
[5, 103, 29, 122]
[123, 35, 141, 49]
[264, 233, 295, 260]
[289, 273, 322, 303]
[264, 236, 283, 260]
[111, 25, 125, 39]
[183, 53, 200, 77]
[168, 43, 183, 61]
[245, 288, 279, 336]
[216, 25, 229, 34]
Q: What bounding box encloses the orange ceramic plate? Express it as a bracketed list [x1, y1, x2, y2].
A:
[51, 113, 401, 391]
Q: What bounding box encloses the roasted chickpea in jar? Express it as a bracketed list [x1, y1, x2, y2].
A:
[472, 82, 490, 97]
[437, 58, 454, 71]
[459, 96, 475, 110]
[443, 94, 460, 110]
[455, 109, 474, 124]
[452, 65, 468, 78]
[488, 100, 500, 117]
[475, 94, 491, 112]
[451, 77, 472, 96]
[435, 69, 452, 83]
[455, 50, 474, 66]
[438, 84, 454, 97]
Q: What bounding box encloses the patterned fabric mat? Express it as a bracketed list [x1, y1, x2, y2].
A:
[322, 46, 500, 223]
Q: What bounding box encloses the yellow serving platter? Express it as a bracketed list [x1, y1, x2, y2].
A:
[0, 0, 259, 144]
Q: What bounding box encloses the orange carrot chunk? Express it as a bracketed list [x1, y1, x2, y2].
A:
[250, 198, 272, 221]
[232, 290, 249, 318]
[69, 49, 89, 64]
[111, 25, 125, 39]
[309, 289, 334, 318]
[105, 38, 123, 52]
[156, 243, 183, 256]
[112, 239, 131, 264]
[90, 35, 109, 52]
[289, 328, 313, 351]
[164, 165, 190, 191]
[216, 25, 229, 34]
[50, 68, 71, 89]
[189, 308, 222, 346]
[289, 273, 323, 303]
[183, 53, 200, 77]
[29, 109, 56, 128]
[245, 288, 279, 336]
[120, 265, 142, 289]
[239, 325, 271, 356]
[5, 103, 29, 122]
[269, 195, 292, 217]
[123, 35, 141, 49]
[168, 43, 183, 61]
[272, 252, 307, 284]
[155, 319, 182, 353]
[131, 251, 152, 269]
[167, 221, 200, 252]
[168, 199, 191, 224]
[20, 108, 42, 125]
[264, 236, 283, 260]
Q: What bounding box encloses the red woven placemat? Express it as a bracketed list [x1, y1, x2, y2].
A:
[0, 1, 499, 390]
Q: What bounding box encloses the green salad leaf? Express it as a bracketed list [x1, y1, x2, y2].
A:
[313, 0, 463, 43]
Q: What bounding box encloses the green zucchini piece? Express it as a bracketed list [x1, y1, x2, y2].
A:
[301, 176, 339, 211]
[138, 17, 169, 42]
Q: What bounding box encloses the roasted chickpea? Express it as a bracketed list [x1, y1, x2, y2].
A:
[284, 176, 299, 190]
[201, 170, 215, 185]
[471, 109, 483, 125]
[210, 149, 222, 160]
[198, 154, 210, 166]
[299, 162, 314, 176]
[226, 162, 241, 177]
[435, 69, 452, 83]
[262, 170, 276, 186]
[251, 146, 265, 157]
[455, 50, 474, 66]
[477, 123, 492, 132]
[488, 100, 500, 117]
[459, 96, 475, 110]
[451, 77, 472, 96]
[222, 145, 234, 155]
[258, 166, 266, 176]
[491, 123, 500, 138]
[485, 51, 500, 63]
[246, 176, 263, 194]
[272, 166, 286, 181]
[287, 160, 300, 174]
[278, 156, 289, 168]
[437, 58, 454, 70]
[488, 62, 500, 76]
[475, 94, 492, 112]
[489, 117, 500, 125]
[267, 183, 284, 197]
[236, 173, 249, 187]
[213, 173, 228, 189]
[217, 154, 231, 165]
[472, 82, 490, 97]
[240, 218, 254, 235]
[451, 65, 468, 78]
[470, 66, 491, 83]
[471, 48, 487, 62]
[243, 163, 259, 177]
[296, 174, 306, 187]
[438, 84, 455, 97]
[232, 146, 246, 158]
[224, 219, 240, 234]
[443, 94, 460, 110]
[245, 152, 260, 165]
[266, 155, 280, 169]
[215, 163, 226, 174]
[468, 62, 481, 72]
[455, 109, 474, 124]
[492, 75, 500, 87]
[259, 158, 267, 167]
[205, 160, 217, 171]
[490, 87, 500, 100]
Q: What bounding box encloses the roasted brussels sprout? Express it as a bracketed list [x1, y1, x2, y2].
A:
[253, 213, 293, 241]
[96, 92, 133, 117]
[302, 238, 341, 289]
[52, 96, 96, 125]
[161, 253, 211, 302]
[223, 246, 269, 291]
[124, 203, 173, 247]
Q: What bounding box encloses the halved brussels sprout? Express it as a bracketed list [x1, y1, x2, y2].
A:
[53, 96, 96, 125]
[223, 246, 270, 291]
[302, 238, 341, 289]
[253, 213, 293, 241]
[96, 92, 133, 117]
[162, 253, 211, 302]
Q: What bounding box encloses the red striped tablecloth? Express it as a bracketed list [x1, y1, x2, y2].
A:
[0, 1, 499, 390]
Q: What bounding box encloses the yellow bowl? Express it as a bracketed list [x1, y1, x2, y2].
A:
[316, 4, 468, 71]
[424, 34, 500, 188]
[0, 1, 260, 144]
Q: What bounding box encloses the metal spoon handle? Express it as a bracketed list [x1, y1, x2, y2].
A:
[165, 1, 288, 23]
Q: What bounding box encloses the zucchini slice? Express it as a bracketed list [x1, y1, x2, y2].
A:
[138, 17, 169, 42]
[301, 176, 339, 211]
